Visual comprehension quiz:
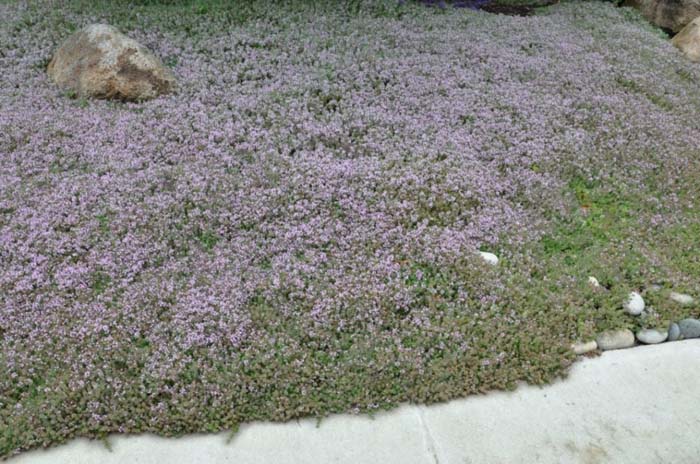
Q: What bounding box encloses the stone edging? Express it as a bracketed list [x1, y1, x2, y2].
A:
[572, 279, 697, 354]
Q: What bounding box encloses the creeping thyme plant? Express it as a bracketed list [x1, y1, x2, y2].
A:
[1, 0, 699, 457]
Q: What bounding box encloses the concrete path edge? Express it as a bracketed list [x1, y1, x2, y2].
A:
[9, 340, 700, 464]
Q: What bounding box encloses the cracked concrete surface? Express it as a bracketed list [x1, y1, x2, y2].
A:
[9, 340, 700, 464]
[416, 406, 443, 464]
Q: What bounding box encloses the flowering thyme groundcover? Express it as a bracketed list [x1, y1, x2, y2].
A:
[1, 0, 700, 457]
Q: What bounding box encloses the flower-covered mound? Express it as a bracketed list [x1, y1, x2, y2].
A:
[1, 0, 699, 458]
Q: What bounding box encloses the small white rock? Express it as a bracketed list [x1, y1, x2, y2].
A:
[571, 340, 597, 355]
[624, 292, 645, 316]
[669, 292, 694, 306]
[479, 252, 499, 266]
[636, 328, 668, 345]
[587, 276, 600, 288]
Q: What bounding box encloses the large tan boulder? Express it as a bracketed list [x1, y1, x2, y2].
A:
[47, 24, 176, 101]
[672, 16, 700, 61]
[624, 0, 700, 32]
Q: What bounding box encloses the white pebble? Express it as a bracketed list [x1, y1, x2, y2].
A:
[588, 276, 600, 288]
[624, 292, 645, 316]
[479, 252, 499, 266]
[670, 292, 694, 305]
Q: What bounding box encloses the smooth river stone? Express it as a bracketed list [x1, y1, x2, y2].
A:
[479, 251, 499, 266]
[572, 340, 597, 355]
[596, 329, 635, 351]
[636, 328, 668, 344]
[668, 323, 681, 341]
[678, 318, 700, 339]
[624, 292, 645, 316]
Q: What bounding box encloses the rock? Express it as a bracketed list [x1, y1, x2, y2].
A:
[666, 319, 700, 340]
[479, 251, 499, 266]
[47, 24, 176, 101]
[571, 340, 597, 355]
[672, 17, 700, 62]
[623, 0, 700, 33]
[596, 329, 635, 351]
[624, 292, 645, 316]
[678, 318, 700, 339]
[588, 276, 601, 288]
[636, 328, 668, 344]
[669, 291, 695, 305]
[668, 322, 681, 341]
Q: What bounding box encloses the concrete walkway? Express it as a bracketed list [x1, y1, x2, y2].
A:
[10, 340, 700, 464]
